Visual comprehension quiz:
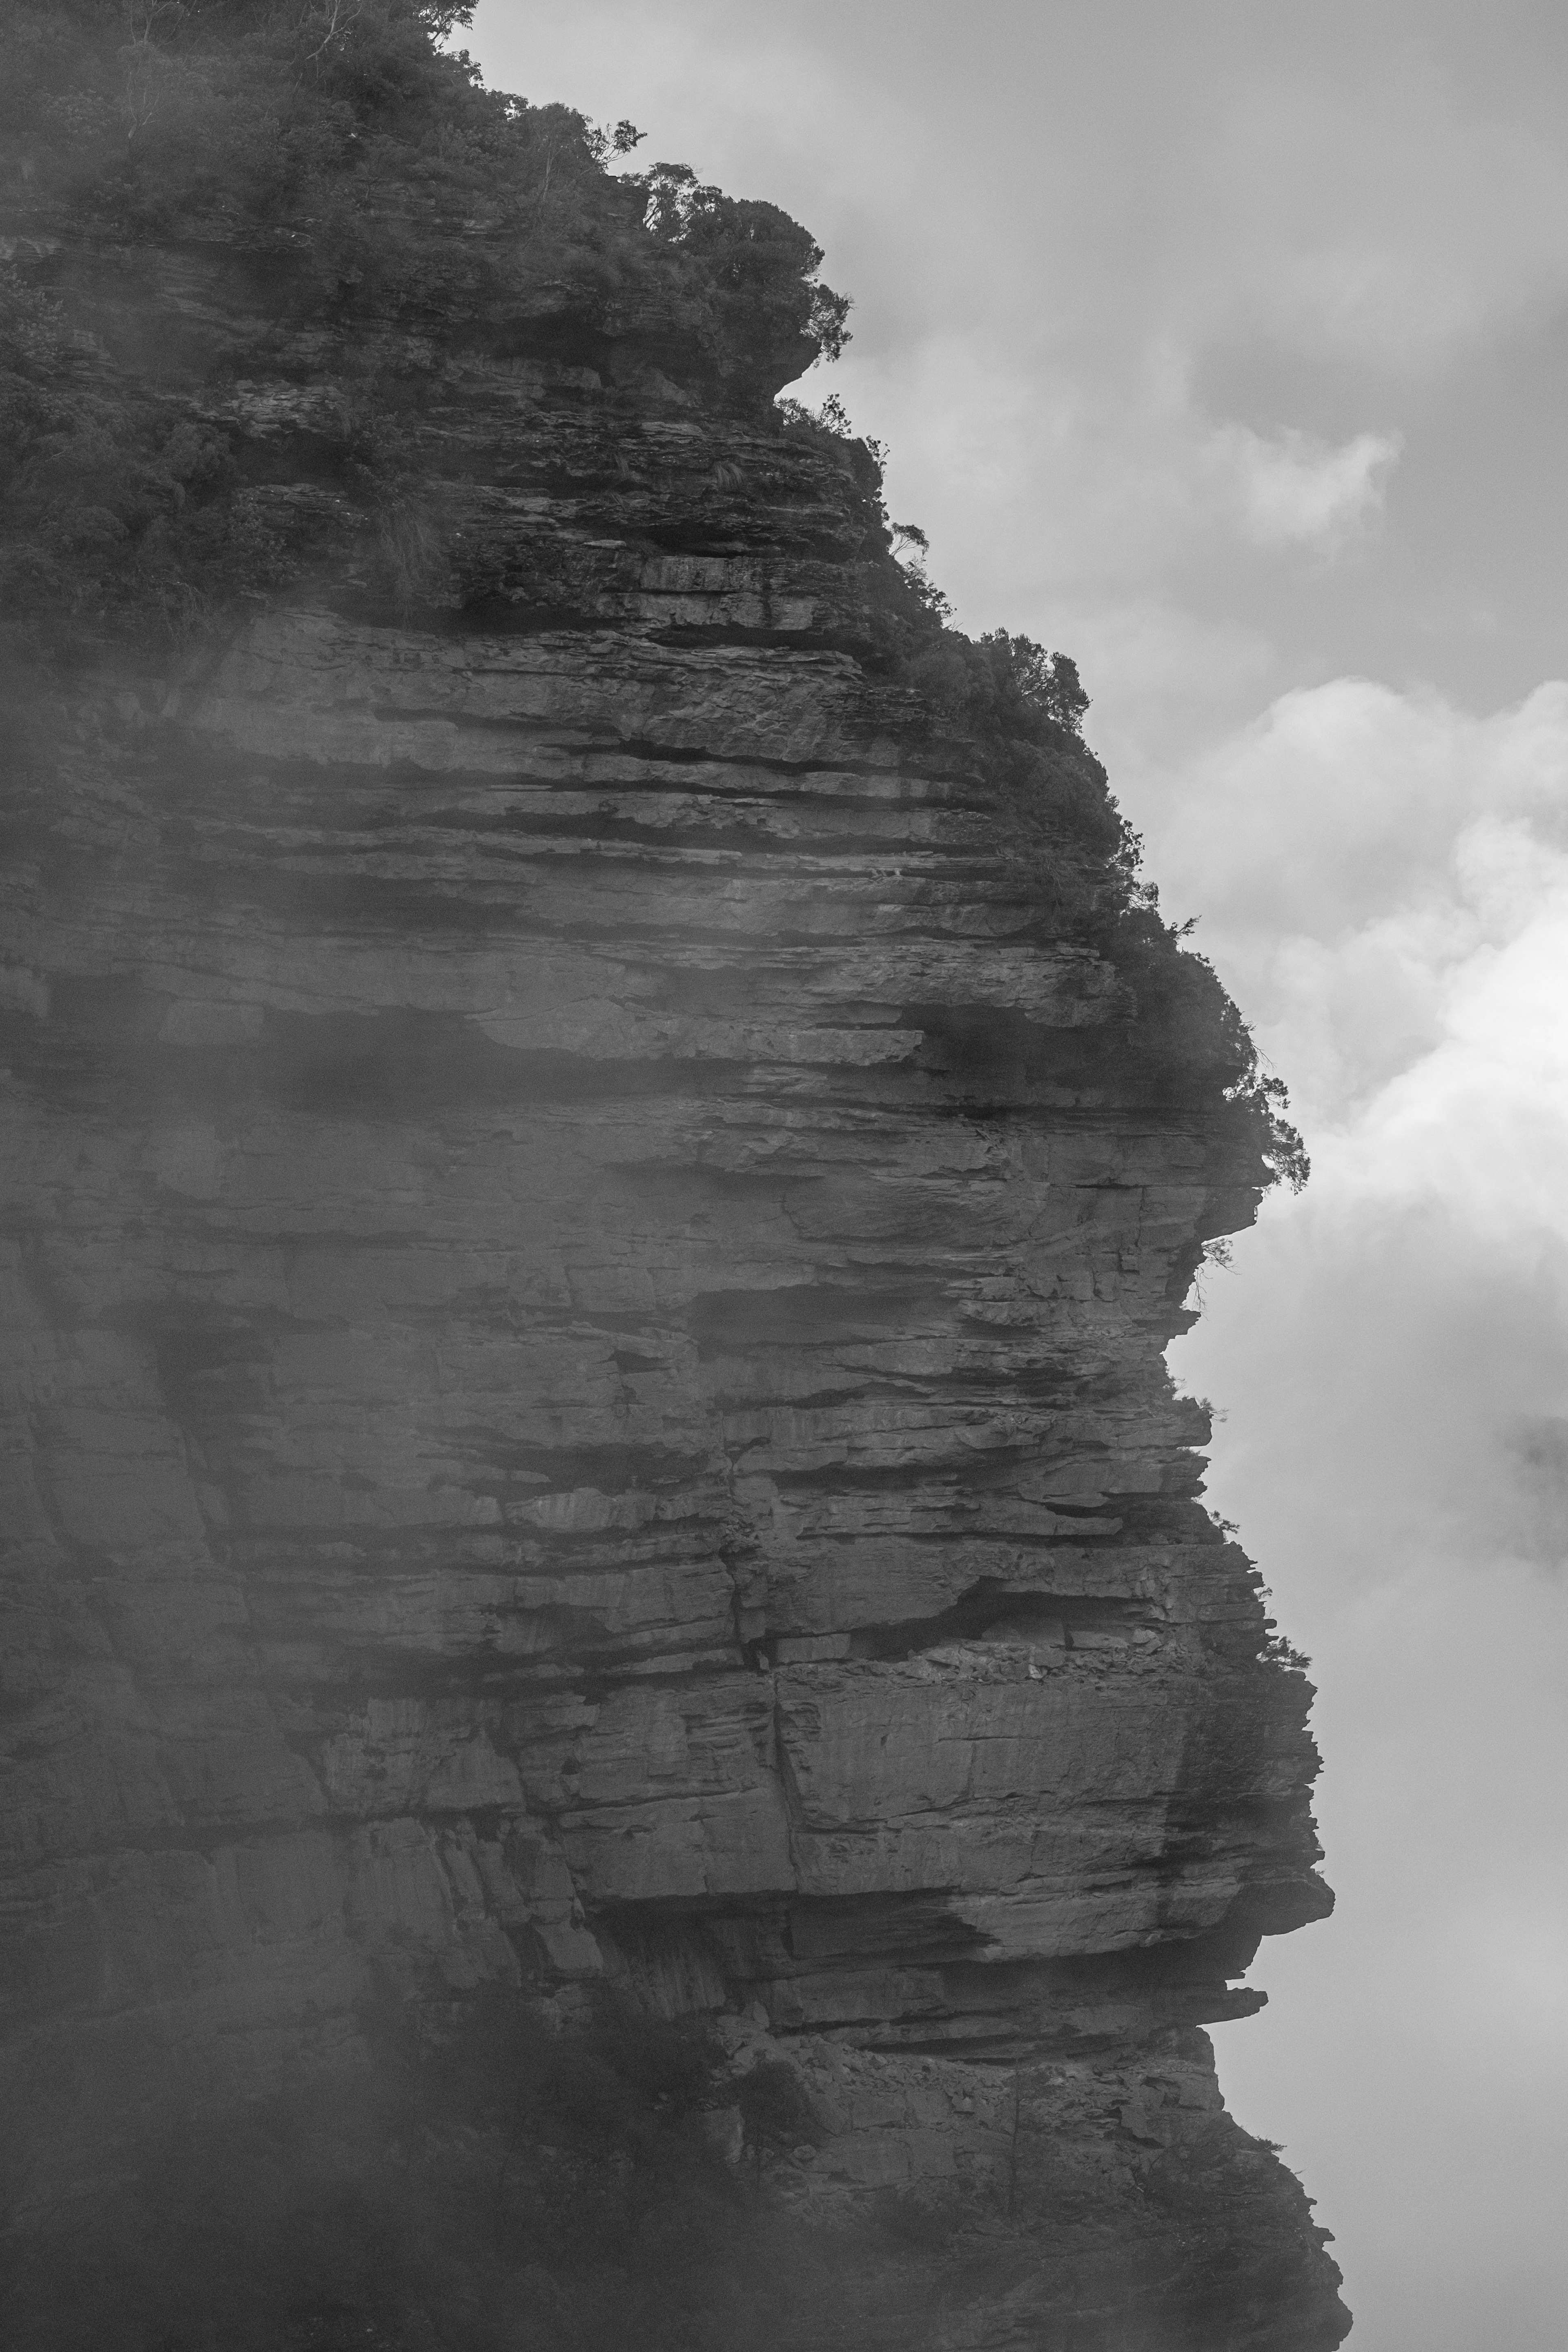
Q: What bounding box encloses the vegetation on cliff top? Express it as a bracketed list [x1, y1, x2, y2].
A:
[0, 0, 848, 645]
[0, 0, 1306, 1197]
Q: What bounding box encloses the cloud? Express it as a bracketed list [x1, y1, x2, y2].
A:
[1166, 678, 1568, 2336]
[1150, 680, 1568, 2350]
[1158, 675, 1568, 1567]
[1206, 423, 1401, 552]
[1142, 678, 1568, 1128]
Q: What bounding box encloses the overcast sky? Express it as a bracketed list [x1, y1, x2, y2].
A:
[470, 6, 1568, 2342]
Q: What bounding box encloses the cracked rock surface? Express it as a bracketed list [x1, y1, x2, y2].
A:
[0, 208, 1347, 2349]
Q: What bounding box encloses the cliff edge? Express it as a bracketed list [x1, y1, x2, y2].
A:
[0, 9, 1347, 2346]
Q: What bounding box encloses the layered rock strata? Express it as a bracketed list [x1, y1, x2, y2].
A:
[1, 206, 1345, 2345]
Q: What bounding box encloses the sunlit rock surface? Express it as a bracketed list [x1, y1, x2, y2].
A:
[0, 223, 1346, 2348]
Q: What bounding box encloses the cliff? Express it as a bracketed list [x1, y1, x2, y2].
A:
[0, 12, 1347, 2348]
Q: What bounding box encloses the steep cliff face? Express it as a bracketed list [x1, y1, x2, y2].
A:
[1, 28, 1345, 2348]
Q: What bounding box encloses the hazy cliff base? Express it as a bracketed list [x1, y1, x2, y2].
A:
[2, 71, 1341, 2346]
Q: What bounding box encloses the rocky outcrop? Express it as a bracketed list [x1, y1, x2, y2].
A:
[1, 145, 1345, 2352]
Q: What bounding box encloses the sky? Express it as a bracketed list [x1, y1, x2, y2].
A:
[467, 6, 1568, 2342]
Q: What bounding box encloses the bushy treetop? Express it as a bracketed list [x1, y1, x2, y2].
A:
[0, 0, 851, 643]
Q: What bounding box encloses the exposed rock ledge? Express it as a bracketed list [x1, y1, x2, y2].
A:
[0, 135, 1346, 2352]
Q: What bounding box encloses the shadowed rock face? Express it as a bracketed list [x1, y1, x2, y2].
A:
[0, 214, 1346, 2346]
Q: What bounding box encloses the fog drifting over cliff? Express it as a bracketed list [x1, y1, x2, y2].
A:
[476, 2, 1568, 2342]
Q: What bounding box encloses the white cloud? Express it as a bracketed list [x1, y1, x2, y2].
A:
[1206, 423, 1401, 552]
[1159, 674, 1568, 1559]
[1141, 678, 1568, 1127]
[1167, 677, 1568, 2340]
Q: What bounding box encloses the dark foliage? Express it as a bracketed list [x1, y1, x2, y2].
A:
[975, 630, 1089, 732]
[1104, 904, 1310, 1189]
[891, 624, 1092, 746]
[0, 0, 849, 652]
[0, 259, 297, 635]
[642, 161, 853, 368]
